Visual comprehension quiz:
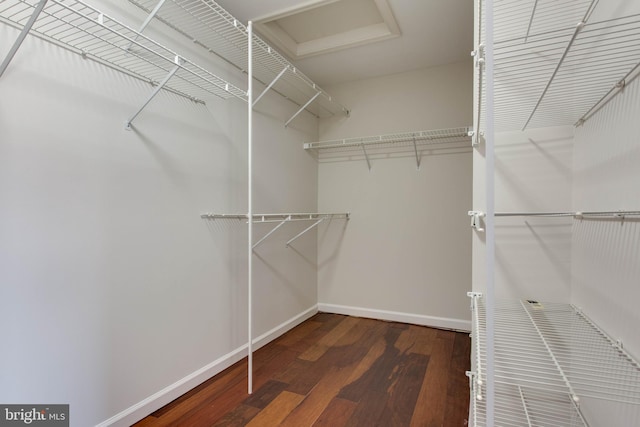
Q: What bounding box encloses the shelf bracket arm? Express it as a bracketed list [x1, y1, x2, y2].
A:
[522, 0, 598, 130]
[0, 0, 48, 78]
[253, 65, 289, 107]
[126, 0, 167, 51]
[412, 135, 420, 169]
[253, 216, 290, 249]
[524, 0, 540, 43]
[361, 143, 372, 171]
[522, 20, 584, 130]
[125, 56, 182, 130]
[285, 91, 321, 128]
[286, 217, 326, 247]
[520, 300, 579, 403]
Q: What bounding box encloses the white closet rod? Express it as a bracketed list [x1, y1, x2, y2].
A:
[201, 213, 350, 221]
[495, 210, 640, 218]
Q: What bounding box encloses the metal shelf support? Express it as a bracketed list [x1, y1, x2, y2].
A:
[361, 143, 372, 171]
[253, 65, 289, 107]
[285, 91, 321, 128]
[412, 135, 420, 169]
[252, 217, 289, 249]
[126, 0, 168, 51]
[125, 55, 183, 130]
[0, 0, 48, 78]
[286, 218, 325, 247]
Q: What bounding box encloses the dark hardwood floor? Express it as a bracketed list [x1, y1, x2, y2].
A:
[134, 313, 471, 426]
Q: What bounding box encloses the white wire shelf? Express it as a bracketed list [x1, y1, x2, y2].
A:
[201, 212, 349, 248]
[0, 0, 246, 105]
[490, 0, 640, 131]
[303, 127, 472, 170]
[200, 212, 350, 222]
[127, 0, 349, 120]
[303, 127, 472, 151]
[469, 295, 640, 425]
[471, 382, 588, 427]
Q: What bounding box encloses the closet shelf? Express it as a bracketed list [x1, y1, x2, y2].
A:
[469, 295, 640, 425]
[0, 0, 246, 117]
[127, 0, 349, 120]
[304, 127, 472, 170]
[468, 210, 640, 228]
[201, 212, 349, 248]
[303, 127, 472, 151]
[491, 0, 640, 131]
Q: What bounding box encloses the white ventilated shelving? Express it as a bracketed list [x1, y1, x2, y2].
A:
[469, 295, 640, 426]
[303, 127, 472, 170]
[0, 0, 246, 110]
[472, 1, 640, 424]
[491, 0, 640, 131]
[127, 0, 349, 121]
[304, 127, 472, 151]
[201, 212, 349, 248]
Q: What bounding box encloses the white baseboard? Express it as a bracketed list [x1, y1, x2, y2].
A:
[252, 305, 318, 350]
[97, 305, 318, 427]
[318, 303, 471, 332]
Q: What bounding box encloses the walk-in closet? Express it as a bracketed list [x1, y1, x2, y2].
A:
[1, 0, 638, 426]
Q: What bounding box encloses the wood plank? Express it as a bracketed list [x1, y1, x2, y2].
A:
[338, 323, 405, 402]
[298, 315, 360, 361]
[134, 315, 471, 427]
[444, 332, 471, 425]
[379, 352, 430, 426]
[283, 317, 385, 395]
[279, 365, 352, 426]
[312, 397, 357, 427]
[409, 330, 456, 427]
[212, 404, 260, 427]
[395, 324, 438, 356]
[135, 360, 248, 426]
[244, 391, 305, 427]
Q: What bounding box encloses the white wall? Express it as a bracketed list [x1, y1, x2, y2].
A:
[489, 127, 574, 301]
[316, 62, 473, 329]
[0, 2, 319, 425]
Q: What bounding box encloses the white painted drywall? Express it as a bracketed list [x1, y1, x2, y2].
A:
[490, 127, 574, 302]
[0, 1, 318, 425]
[316, 62, 473, 328]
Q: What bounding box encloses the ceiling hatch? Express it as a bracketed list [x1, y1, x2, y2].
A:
[253, 0, 401, 60]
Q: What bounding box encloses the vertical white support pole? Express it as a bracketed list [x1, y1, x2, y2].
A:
[485, 0, 495, 425]
[247, 21, 254, 395]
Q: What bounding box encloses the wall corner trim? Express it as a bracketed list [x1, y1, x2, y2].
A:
[96, 305, 319, 427]
[318, 303, 471, 332]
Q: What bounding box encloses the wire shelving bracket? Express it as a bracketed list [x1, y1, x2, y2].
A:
[0, 0, 247, 127]
[126, 0, 350, 125]
[201, 213, 350, 249]
[304, 127, 472, 170]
